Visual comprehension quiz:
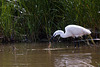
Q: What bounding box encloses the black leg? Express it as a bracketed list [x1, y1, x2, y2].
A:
[74, 41, 76, 48]
[74, 37, 80, 48]
[78, 41, 80, 48]
[74, 37, 77, 48]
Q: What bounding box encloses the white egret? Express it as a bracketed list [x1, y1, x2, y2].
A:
[49, 25, 95, 48]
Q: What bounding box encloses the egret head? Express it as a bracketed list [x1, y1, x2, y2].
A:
[53, 30, 64, 37]
[50, 30, 64, 42]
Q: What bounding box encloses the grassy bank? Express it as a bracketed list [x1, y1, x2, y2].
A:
[0, 0, 100, 42]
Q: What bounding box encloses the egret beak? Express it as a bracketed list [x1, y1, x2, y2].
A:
[50, 36, 55, 42]
[50, 33, 56, 42]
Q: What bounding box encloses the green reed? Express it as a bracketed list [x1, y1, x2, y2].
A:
[0, 0, 100, 42]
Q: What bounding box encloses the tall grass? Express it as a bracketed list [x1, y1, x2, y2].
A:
[0, 0, 100, 42]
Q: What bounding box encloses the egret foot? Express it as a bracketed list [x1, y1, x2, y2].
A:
[74, 41, 80, 48]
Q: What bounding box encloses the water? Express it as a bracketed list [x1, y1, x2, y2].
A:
[0, 43, 100, 67]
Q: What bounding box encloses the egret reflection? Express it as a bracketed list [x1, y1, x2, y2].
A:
[54, 53, 94, 67]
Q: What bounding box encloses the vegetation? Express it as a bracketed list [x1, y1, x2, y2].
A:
[0, 0, 100, 42]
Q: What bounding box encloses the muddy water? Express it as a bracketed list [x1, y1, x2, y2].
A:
[0, 43, 100, 67]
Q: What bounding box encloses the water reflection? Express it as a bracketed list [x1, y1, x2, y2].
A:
[0, 43, 100, 67]
[54, 53, 94, 67]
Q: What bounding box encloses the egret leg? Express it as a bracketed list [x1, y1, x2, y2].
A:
[73, 37, 76, 48]
[77, 40, 80, 48]
[74, 40, 76, 48]
[74, 37, 79, 48]
[78, 36, 84, 47]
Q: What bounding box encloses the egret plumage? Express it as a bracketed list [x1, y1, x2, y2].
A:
[53, 25, 91, 38]
[49, 25, 95, 48]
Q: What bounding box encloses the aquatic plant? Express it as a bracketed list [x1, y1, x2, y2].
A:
[0, 0, 100, 42]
